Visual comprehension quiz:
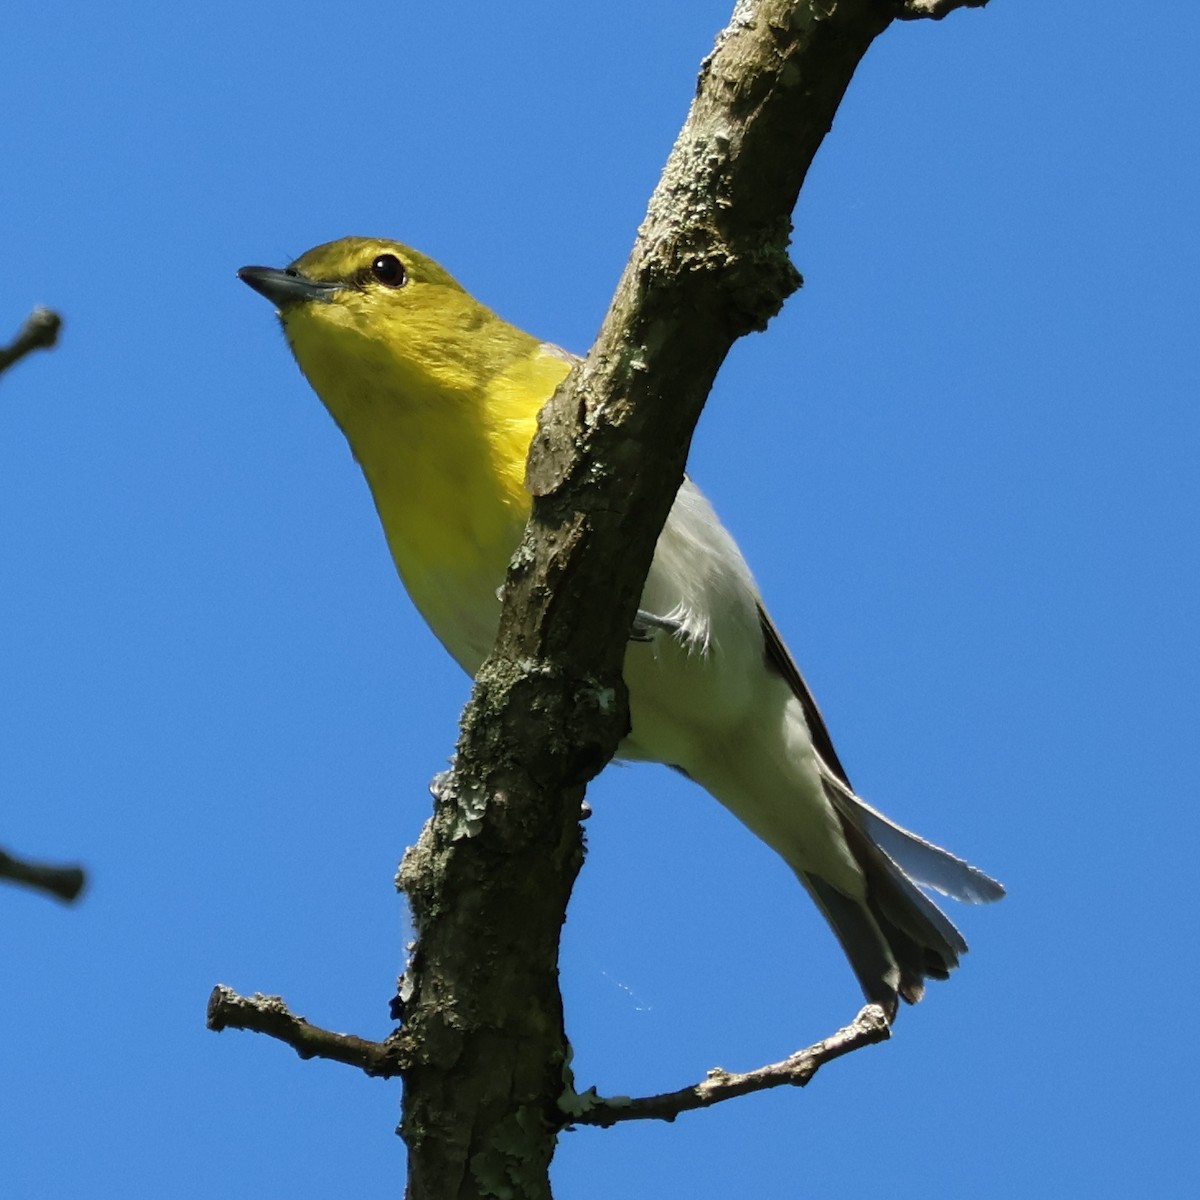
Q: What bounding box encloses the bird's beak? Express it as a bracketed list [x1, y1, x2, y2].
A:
[237, 265, 342, 309]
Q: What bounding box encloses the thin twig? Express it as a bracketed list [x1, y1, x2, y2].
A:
[0, 847, 86, 902]
[563, 1005, 891, 1127]
[206, 985, 407, 1077]
[0, 307, 63, 377]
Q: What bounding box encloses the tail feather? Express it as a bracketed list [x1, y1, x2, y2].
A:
[801, 873, 905, 1017]
[837, 816, 963, 1002]
[803, 841, 962, 1019]
[839, 812, 967, 959]
[803, 778, 1000, 1017]
[821, 768, 1006, 905]
[754, 601, 1003, 1012]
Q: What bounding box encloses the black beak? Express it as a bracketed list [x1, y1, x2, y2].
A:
[237, 265, 341, 308]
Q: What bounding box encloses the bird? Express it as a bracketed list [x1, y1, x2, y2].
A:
[239, 236, 1004, 1020]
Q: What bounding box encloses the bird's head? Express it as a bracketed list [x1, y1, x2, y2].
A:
[239, 237, 535, 417]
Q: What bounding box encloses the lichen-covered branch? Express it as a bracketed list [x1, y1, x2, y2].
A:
[563, 1006, 890, 1127]
[206, 985, 407, 1077]
[393, 3, 968, 1198]
[0, 846, 86, 902]
[194, 0, 994, 1193]
[0, 307, 62, 378]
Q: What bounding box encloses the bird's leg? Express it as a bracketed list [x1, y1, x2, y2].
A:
[498, 583, 682, 645]
[630, 608, 683, 643]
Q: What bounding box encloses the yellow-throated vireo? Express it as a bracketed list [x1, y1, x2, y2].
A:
[239, 237, 1004, 1019]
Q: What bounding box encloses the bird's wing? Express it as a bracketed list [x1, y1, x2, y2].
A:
[757, 603, 853, 787]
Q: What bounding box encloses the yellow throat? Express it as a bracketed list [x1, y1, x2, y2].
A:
[270, 237, 574, 668]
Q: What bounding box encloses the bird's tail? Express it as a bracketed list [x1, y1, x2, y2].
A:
[803, 771, 1005, 1020]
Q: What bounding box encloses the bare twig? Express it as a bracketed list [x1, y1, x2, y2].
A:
[206, 985, 407, 1077]
[0, 307, 63, 377]
[0, 847, 86, 902]
[564, 1006, 891, 1127]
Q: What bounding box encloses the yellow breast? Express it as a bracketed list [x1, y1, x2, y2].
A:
[294, 309, 572, 671]
[276, 247, 575, 674]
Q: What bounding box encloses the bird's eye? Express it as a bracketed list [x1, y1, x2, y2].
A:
[370, 254, 407, 288]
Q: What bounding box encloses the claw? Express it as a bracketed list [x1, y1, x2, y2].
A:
[631, 609, 683, 643]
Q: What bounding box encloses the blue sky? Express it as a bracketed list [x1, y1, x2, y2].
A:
[3, 2, 1197, 1196]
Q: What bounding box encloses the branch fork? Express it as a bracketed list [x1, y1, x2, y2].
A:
[208, 982, 889, 1126]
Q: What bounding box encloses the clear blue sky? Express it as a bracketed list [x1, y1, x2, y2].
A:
[3, 2, 1196, 1196]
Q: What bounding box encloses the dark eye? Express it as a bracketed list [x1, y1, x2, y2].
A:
[370, 253, 406, 288]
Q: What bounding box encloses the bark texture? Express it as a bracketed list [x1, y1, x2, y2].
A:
[394, 1, 989, 1196]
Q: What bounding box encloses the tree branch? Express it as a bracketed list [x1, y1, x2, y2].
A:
[201, 1, 996, 1194]
[563, 1005, 891, 1127]
[0, 307, 62, 378]
[206, 985, 406, 1077]
[394, 2, 955, 1197]
[894, 0, 990, 20]
[0, 846, 86, 902]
